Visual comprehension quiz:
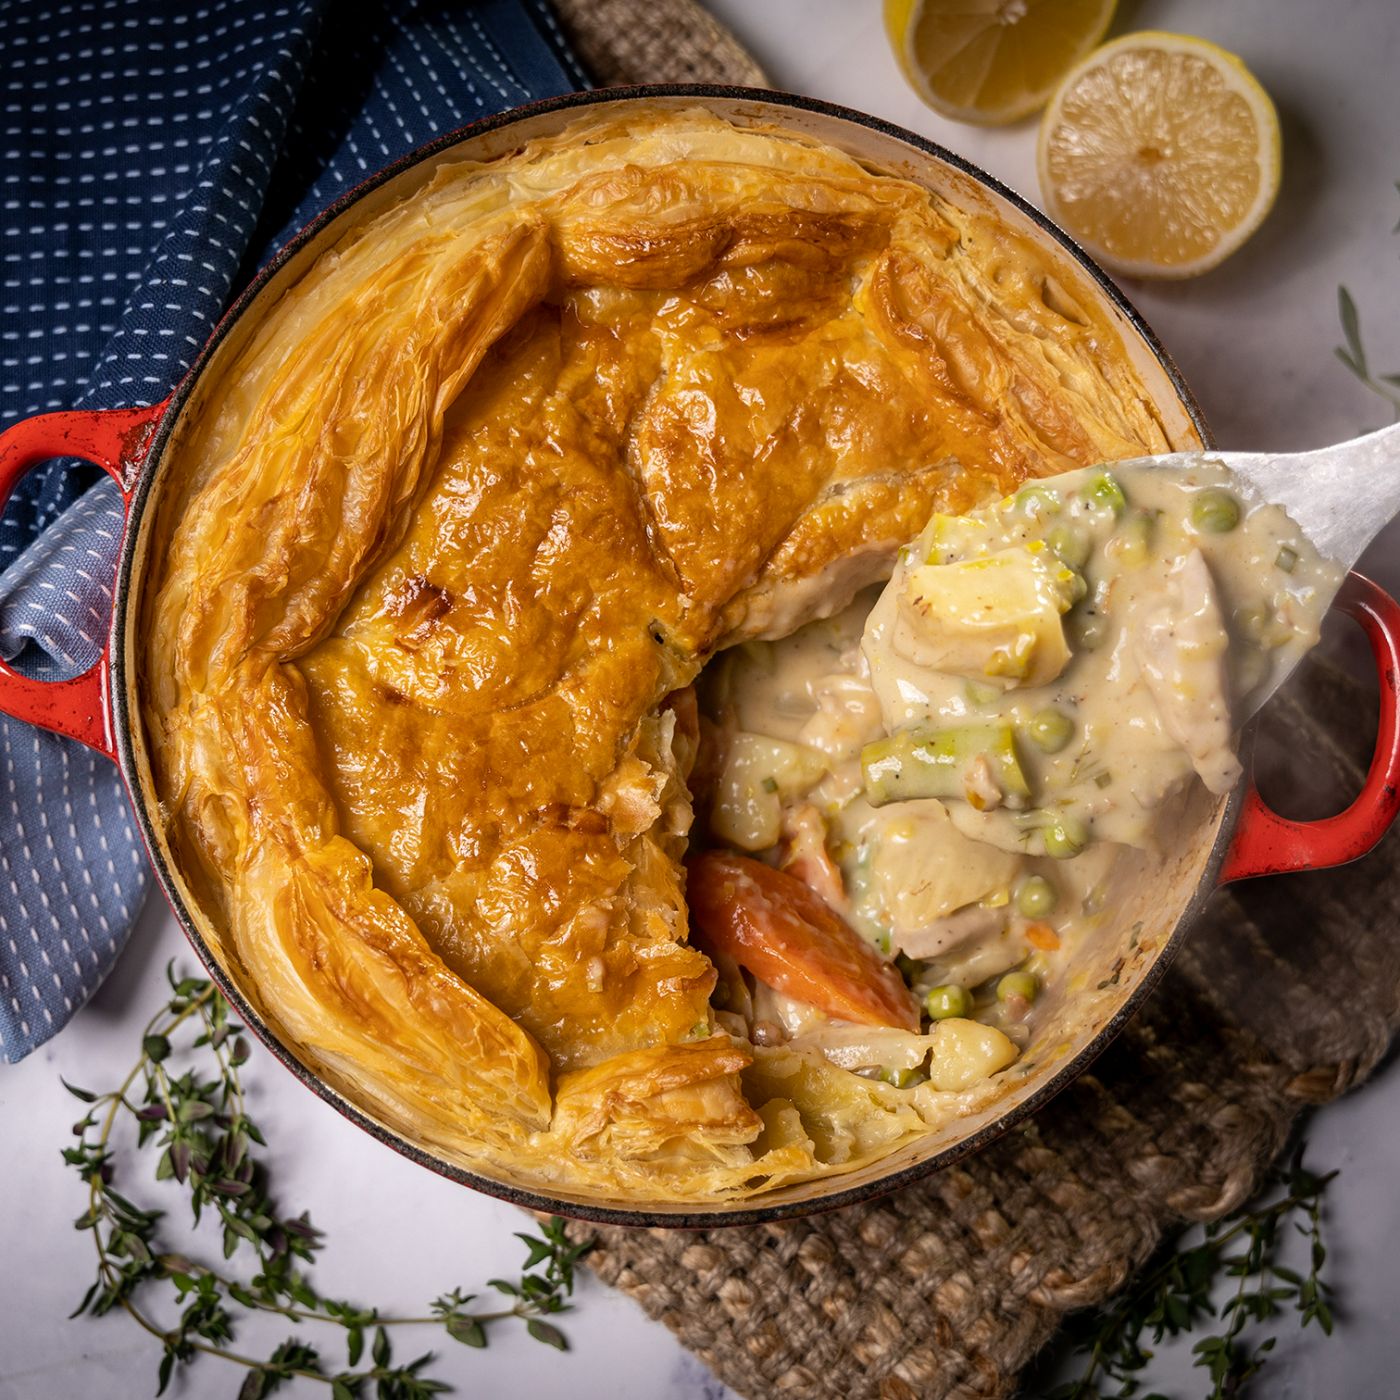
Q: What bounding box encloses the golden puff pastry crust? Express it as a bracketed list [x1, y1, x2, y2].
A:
[141, 108, 1173, 1202]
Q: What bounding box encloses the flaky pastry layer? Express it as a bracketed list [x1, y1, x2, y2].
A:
[142, 109, 1170, 1203]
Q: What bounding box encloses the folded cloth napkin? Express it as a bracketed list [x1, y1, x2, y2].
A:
[0, 0, 584, 1061]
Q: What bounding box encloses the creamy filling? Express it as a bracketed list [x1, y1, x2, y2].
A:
[697, 460, 1340, 1085]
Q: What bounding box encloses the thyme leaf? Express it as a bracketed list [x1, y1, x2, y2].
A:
[1043, 1141, 1337, 1400]
[1335, 182, 1400, 416]
[63, 962, 593, 1396]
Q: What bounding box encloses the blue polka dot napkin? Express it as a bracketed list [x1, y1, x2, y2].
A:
[0, 0, 584, 1061]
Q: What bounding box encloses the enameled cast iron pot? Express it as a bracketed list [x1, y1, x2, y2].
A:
[2, 88, 1398, 1227]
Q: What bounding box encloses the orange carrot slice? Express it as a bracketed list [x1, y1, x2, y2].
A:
[686, 850, 920, 1032]
[1024, 921, 1061, 951]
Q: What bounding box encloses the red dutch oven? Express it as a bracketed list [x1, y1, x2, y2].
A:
[1, 87, 1398, 1226]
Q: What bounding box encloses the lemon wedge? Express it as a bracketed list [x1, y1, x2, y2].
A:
[884, 0, 1116, 126]
[1037, 31, 1282, 278]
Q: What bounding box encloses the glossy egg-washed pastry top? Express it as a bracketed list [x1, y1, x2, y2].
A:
[141, 109, 1171, 1202]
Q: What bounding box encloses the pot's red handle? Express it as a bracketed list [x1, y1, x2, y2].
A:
[0, 400, 167, 761]
[1220, 571, 1400, 883]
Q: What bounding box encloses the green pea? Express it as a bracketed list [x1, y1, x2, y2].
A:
[1235, 603, 1286, 650]
[925, 984, 971, 1021]
[882, 1066, 928, 1089]
[997, 970, 1039, 1004]
[1042, 810, 1089, 859]
[1275, 544, 1299, 573]
[1016, 875, 1058, 918]
[1072, 609, 1109, 651]
[1071, 578, 1113, 652]
[1190, 487, 1240, 534]
[1027, 708, 1074, 753]
[1015, 483, 1062, 518]
[1083, 470, 1126, 517]
[1234, 647, 1268, 698]
[1047, 522, 1092, 569]
[1236, 603, 1268, 637]
[1115, 510, 1155, 567]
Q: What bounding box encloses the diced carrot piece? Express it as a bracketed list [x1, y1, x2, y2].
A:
[1024, 921, 1061, 951]
[686, 850, 920, 1032]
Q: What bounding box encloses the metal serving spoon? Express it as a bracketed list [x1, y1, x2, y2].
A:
[1104, 420, 1400, 718]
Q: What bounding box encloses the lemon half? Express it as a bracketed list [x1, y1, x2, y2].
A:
[884, 0, 1117, 126]
[1037, 31, 1282, 279]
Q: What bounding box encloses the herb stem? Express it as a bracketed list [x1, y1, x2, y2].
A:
[1335, 187, 1400, 417]
[1047, 1146, 1337, 1400]
[63, 965, 592, 1395]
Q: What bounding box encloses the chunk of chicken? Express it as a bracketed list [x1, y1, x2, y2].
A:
[1134, 549, 1242, 795]
[867, 798, 1021, 955]
[779, 802, 849, 916]
[898, 545, 1078, 688]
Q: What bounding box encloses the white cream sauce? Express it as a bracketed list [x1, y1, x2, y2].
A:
[700, 461, 1339, 1077]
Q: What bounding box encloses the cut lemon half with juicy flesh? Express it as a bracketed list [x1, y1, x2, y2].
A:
[1038, 32, 1282, 279]
[884, 0, 1117, 126]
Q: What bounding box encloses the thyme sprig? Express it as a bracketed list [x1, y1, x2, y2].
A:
[1335, 180, 1400, 416]
[1045, 1144, 1336, 1400]
[62, 963, 592, 1398]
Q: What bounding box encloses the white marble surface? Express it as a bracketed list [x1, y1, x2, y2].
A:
[4, 2, 1400, 1397]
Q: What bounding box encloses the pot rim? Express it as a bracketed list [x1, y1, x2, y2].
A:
[107, 83, 1227, 1229]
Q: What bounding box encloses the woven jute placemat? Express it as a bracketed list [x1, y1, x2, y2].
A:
[550, 5, 1400, 1396]
[552, 0, 768, 89]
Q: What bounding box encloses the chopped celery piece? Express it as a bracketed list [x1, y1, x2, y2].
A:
[1073, 609, 1109, 650]
[920, 511, 990, 565]
[861, 723, 1031, 808]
